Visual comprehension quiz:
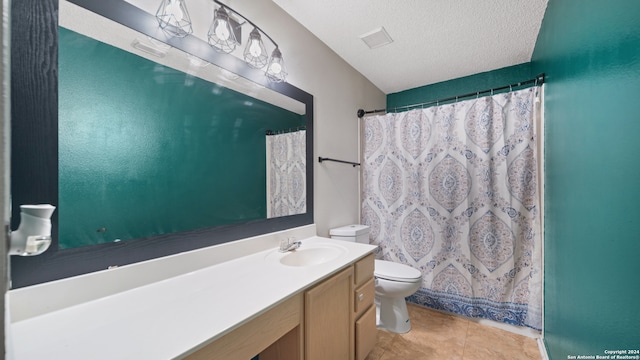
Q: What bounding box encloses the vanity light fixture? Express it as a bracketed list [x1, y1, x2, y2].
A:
[266, 47, 287, 83]
[155, 0, 287, 83]
[156, 0, 193, 38]
[243, 28, 268, 69]
[208, 6, 238, 53]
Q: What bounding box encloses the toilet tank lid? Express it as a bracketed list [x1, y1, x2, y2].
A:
[375, 260, 422, 281]
[329, 224, 370, 237]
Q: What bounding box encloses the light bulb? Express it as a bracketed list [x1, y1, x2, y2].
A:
[166, 0, 184, 24]
[269, 62, 282, 74]
[214, 20, 230, 40]
[249, 39, 262, 57]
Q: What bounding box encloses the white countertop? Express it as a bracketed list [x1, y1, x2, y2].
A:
[10, 235, 376, 359]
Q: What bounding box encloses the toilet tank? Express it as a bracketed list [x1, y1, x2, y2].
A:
[329, 224, 370, 244]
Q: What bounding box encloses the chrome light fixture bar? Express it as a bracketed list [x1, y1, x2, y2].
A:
[155, 0, 287, 83]
[210, 0, 287, 83]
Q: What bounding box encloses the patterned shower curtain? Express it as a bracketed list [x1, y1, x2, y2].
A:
[266, 130, 306, 218]
[361, 87, 542, 330]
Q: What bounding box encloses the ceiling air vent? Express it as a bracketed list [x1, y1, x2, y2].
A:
[359, 27, 393, 49]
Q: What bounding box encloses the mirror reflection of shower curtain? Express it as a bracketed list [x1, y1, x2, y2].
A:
[266, 130, 306, 218]
[361, 87, 542, 330]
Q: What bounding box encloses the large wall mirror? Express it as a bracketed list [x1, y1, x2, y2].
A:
[10, 0, 314, 287]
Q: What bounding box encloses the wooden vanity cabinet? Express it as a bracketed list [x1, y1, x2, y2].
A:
[305, 267, 354, 360]
[353, 254, 377, 360]
[185, 253, 376, 360]
[304, 254, 377, 360]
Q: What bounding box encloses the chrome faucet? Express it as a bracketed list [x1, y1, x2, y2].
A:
[279, 237, 301, 252]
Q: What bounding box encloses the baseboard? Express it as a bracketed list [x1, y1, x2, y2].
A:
[537, 337, 549, 360]
[472, 317, 541, 339]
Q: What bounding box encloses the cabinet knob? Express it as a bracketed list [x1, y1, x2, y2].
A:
[358, 293, 365, 302]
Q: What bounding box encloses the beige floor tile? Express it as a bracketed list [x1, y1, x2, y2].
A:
[365, 330, 394, 360]
[365, 304, 541, 360]
[404, 304, 467, 358]
[463, 321, 540, 360]
[377, 335, 433, 360]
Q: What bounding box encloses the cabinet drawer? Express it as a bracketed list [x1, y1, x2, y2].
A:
[355, 305, 377, 360]
[354, 277, 375, 317]
[354, 253, 374, 287]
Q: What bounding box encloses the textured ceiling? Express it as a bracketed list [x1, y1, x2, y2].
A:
[272, 0, 548, 94]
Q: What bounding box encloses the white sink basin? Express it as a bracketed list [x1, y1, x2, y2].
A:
[266, 243, 347, 267]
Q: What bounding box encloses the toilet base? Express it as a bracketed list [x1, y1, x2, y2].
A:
[375, 296, 412, 334]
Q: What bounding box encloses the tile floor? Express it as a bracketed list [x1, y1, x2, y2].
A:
[365, 303, 542, 360]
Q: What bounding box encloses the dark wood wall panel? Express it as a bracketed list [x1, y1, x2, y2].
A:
[11, 0, 58, 225]
[10, 0, 60, 286]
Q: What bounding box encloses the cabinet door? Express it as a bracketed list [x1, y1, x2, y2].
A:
[355, 305, 377, 360]
[305, 267, 354, 360]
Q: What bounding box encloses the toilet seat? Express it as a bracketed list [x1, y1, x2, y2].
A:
[374, 260, 421, 282]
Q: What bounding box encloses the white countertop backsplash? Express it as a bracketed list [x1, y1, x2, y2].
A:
[8, 225, 377, 360]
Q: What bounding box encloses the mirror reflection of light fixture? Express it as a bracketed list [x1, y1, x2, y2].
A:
[131, 37, 170, 58]
[208, 6, 238, 53]
[156, 0, 193, 38]
[155, 0, 287, 83]
[266, 47, 287, 83]
[243, 28, 268, 69]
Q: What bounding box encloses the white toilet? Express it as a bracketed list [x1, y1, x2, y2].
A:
[329, 225, 422, 334]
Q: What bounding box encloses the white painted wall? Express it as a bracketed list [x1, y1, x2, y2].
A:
[242, 1, 386, 236]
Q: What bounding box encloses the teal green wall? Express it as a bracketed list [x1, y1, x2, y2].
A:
[387, 63, 533, 109]
[59, 28, 303, 249]
[532, 0, 640, 359]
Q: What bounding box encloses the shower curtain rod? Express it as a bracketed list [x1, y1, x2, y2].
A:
[357, 73, 545, 118]
[265, 126, 306, 135]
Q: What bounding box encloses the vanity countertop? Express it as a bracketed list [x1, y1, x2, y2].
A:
[10, 235, 376, 360]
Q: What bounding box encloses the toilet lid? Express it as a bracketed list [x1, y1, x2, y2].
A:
[374, 260, 422, 282]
